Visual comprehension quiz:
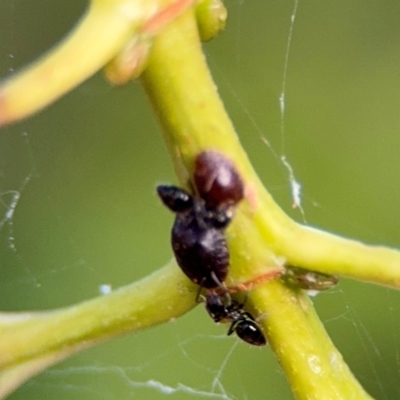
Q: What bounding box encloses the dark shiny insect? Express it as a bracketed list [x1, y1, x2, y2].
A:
[194, 150, 244, 209]
[205, 292, 266, 346]
[157, 151, 264, 345]
[157, 151, 244, 289]
[157, 185, 230, 288]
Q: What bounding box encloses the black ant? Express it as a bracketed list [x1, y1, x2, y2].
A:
[204, 291, 266, 346]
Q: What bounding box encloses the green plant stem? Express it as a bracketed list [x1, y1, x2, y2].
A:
[195, 0, 227, 42]
[0, 343, 90, 399]
[251, 282, 372, 399]
[0, 1, 398, 398]
[140, 7, 377, 399]
[279, 225, 400, 288]
[0, 0, 193, 126]
[0, 260, 196, 371]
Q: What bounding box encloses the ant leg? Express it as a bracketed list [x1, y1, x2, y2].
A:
[211, 271, 231, 305]
[239, 291, 249, 308]
[195, 278, 206, 303]
[227, 322, 235, 336]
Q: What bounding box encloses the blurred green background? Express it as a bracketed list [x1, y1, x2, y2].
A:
[1, 1, 400, 399]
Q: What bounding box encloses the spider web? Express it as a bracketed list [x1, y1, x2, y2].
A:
[1, 1, 400, 399]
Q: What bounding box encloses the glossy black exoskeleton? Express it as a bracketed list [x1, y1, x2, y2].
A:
[157, 185, 230, 289]
[157, 151, 244, 289]
[205, 292, 266, 346]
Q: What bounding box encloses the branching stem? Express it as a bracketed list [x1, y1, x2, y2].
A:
[0, 1, 399, 399]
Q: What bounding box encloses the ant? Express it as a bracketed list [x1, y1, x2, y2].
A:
[204, 291, 266, 346]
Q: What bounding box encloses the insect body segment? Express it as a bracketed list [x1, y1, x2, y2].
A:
[157, 185, 193, 212]
[194, 150, 244, 209]
[157, 185, 230, 289]
[205, 292, 266, 346]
